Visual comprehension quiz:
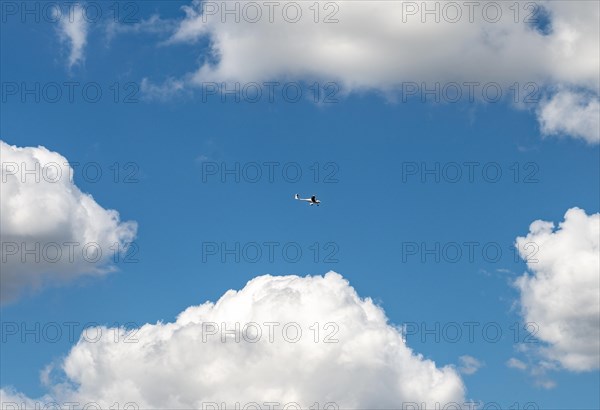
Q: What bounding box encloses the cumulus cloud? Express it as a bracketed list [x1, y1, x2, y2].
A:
[0, 272, 466, 408]
[0, 141, 137, 303]
[140, 0, 600, 142]
[537, 89, 600, 143]
[56, 3, 88, 68]
[514, 207, 600, 372]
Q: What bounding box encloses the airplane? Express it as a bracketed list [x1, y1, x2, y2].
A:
[294, 194, 321, 206]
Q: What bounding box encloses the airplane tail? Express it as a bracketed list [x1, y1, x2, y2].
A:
[294, 194, 300, 200]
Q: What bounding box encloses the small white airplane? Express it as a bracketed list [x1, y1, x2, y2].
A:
[294, 193, 321, 206]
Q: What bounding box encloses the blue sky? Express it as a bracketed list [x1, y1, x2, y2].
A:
[1, 1, 599, 409]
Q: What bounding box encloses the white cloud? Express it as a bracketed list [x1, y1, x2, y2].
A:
[0, 389, 52, 409]
[537, 89, 600, 143]
[458, 355, 483, 375]
[514, 207, 600, 372]
[0, 272, 466, 408]
[144, 0, 600, 142]
[506, 354, 558, 389]
[506, 358, 527, 371]
[535, 379, 557, 390]
[56, 4, 88, 68]
[140, 77, 187, 101]
[0, 141, 137, 303]
[105, 15, 175, 44]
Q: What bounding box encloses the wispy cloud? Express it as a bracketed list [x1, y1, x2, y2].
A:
[507, 357, 528, 371]
[507, 355, 558, 390]
[458, 355, 484, 375]
[105, 15, 175, 44]
[56, 4, 88, 69]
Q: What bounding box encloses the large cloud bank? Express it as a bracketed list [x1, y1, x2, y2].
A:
[168, 1, 598, 88]
[0, 272, 466, 408]
[136, 0, 600, 142]
[0, 141, 137, 303]
[515, 207, 600, 371]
